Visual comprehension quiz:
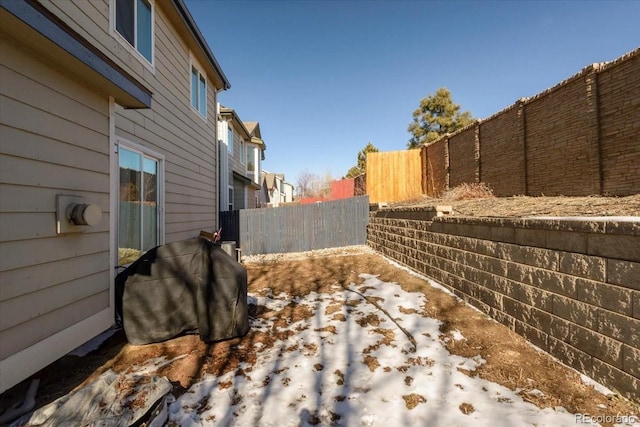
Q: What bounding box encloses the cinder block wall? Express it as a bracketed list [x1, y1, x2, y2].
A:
[367, 210, 640, 402]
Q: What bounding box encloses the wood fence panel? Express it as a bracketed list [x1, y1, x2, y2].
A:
[230, 196, 369, 256]
[366, 150, 423, 203]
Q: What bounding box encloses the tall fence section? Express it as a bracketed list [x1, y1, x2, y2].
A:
[219, 196, 370, 256]
[367, 48, 639, 202]
[366, 150, 423, 203]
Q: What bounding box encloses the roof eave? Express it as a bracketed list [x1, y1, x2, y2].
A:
[171, 0, 231, 90]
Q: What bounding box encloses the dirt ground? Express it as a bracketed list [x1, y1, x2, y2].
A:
[1, 195, 638, 425]
[2, 247, 638, 426]
[388, 194, 640, 218]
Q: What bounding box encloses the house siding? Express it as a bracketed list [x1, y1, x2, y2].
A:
[0, 37, 111, 387]
[113, 2, 219, 242]
[0, 0, 223, 392]
[39, 0, 150, 83]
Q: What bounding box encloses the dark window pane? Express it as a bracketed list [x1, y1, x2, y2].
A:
[116, 0, 134, 45]
[199, 75, 207, 115]
[191, 68, 198, 108]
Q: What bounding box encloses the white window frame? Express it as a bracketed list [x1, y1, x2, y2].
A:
[248, 145, 261, 185]
[190, 59, 207, 119]
[228, 186, 234, 211]
[116, 137, 164, 266]
[239, 140, 246, 165]
[228, 126, 234, 155]
[110, 0, 155, 70]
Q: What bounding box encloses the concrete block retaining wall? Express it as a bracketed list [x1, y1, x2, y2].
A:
[367, 209, 640, 401]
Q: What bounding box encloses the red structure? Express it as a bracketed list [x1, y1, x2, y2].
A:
[298, 197, 329, 205]
[331, 178, 356, 200]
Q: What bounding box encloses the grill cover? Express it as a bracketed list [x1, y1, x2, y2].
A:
[115, 238, 249, 345]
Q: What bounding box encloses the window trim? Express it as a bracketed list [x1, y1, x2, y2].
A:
[228, 186, 234, 211]
[116, 137, 164, 266]
[110, 0, 155, 70]
[190, 60, 208, 119]
[239, 140, 246, 165]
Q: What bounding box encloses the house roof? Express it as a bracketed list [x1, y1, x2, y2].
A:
[261, 172, 291, 190]
[220, 106, 252, 140]
[244, 122, 260, 137]
[261, 172, 277, 190]
[243, 121, 267, 154]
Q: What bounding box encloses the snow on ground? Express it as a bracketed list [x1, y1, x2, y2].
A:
[161, 274, 592, 427]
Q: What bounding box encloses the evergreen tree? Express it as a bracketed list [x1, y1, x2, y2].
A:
[345, 142, 379, 178]
[407, 87, 473, 149]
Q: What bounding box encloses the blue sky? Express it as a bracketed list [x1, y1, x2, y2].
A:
[185, 0, 639, 186]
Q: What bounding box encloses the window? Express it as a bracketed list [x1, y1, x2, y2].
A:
[118, 143, 163, 265]
[246, 146, 259, 183]
[191, 66, 207, 117]
[239, 141, 246, 165]
[228, 187, 234, 211]
[246, 146, 254, 172]
[228, 127, 233, 154]
[115, 0, 153, 63]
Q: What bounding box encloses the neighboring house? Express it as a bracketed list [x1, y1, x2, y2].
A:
[261, 172, 294, 207]
[217, 106, 265, 211]
[283, 180, 294, 203]
[0, 0, 229, 392]
[243, 121, 267, 208]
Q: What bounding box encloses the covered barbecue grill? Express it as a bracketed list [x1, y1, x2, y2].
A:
[115, 237, 249, 345]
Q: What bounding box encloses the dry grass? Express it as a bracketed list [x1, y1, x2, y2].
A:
[440, 182, 495, 201]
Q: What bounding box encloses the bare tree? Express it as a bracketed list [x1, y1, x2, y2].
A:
[296, 169, 333, 198]
[296, 169, 314, 198]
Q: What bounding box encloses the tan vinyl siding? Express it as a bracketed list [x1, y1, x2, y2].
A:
[114, 3, 218, 243]
[41, 0, 225, 97]
[1, 0, 225, 392]
[0, 39, 111, 360]
[229, 130, 245, 177]
[1, 290, 110, 360]
[40, 0, 149, 80]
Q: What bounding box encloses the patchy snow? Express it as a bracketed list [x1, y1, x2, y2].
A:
[449, 329, 467, 342]
[161, 274, 589, 427]
[579, 373, 616, 397]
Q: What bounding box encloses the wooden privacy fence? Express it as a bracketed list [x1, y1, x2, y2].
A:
[366, 150, 423, 203]
[219, 196, 370, 256]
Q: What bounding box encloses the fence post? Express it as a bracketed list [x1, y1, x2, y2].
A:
[445, 135, 450, 194]
[474, 120, 481, 184]
[421, 145, 429, 196]
[517, 98, 528, 195]
[585, 63, 604, 194]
